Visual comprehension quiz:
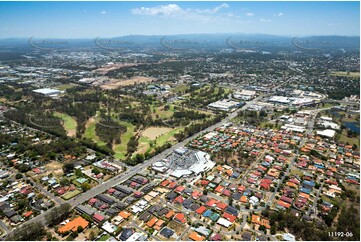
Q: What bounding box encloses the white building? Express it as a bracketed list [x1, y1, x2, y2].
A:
[208, 99, 239, 111]
[233, 90, 256, 100]
[316, 129, 336, 138]
[33, 88, 62, 96]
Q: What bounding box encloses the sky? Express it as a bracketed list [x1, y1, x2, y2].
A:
[0, 1, 359, 38]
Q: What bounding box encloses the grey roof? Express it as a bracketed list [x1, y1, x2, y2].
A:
[160, 227, 174, 239]
[139, 211, 152, 222]
[225, 206, 239, 216]
[96, 194, 115, 205]
[10, 215, 22, 223]
[106, 208, 120, 216]
[114, 185, 133, 194]
[148, 205, 162, 214]
[76, 205, 96, 216]
[114, 202, 128, 210]
[119, 228, 134, 241]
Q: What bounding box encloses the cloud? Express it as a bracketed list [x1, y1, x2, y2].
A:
[260, 18, 272, 23]
[131, 3, 233, 23]
[100, 10, 107, 15]
[275, 12, 283, 16]
[245, 12, 254, 17]
[131, 4, 181, 16]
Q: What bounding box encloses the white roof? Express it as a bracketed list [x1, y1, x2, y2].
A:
[33, 88, 61, 95]
[283, 233, 296, 241]
[126, 232, 146, 241]
[320, 116, 333, 121]
[269, 96, 290, 103]
[170, 169, 192, 178]
[217, 218, 232, 227]
[130, 205, 143, 214]
[316, 129, 336, 138]
[208, 99, 239, 110]
[239, 89, 256, 96]
[101, 221, 117, 234]
[320, 121, 340, 130]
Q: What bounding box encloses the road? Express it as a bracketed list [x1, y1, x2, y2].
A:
[28, 177, 64, 205]
[131, 221, 159, 241]
[0, 220, 10, 236]
[307, 182, 324, 217]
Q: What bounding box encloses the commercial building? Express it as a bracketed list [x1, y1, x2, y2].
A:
[33, 88, 62, 96]
[208, 99, 240, 111]
[233, 90, 256, 100]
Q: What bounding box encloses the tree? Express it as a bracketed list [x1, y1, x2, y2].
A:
[63, 163, 74, 174]
[60, 178, 70, 186]
[15, 173, 23, 179]
[45, 203, 72, 227]
[270, 226, 276, 235]
[91, 168, 101, 175]
[77, 226, 84, 233]
[75, 169, 83, 177]
[65, 235, 74, 241]
[259, 225, 267, 233]
[81, 182, 91, 191]
[89, 231, 96, 240]
[6, 221, 45, 241]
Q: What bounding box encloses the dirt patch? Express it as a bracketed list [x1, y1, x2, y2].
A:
[142, 127, 173, 140]
[99, 76, 154, 90]
[67, 129, 76, 137]
[45, 161, 64, 176]
[85, 117, 95, 128]
[168, 221, 186, 236]
[94, 63, 142, 75]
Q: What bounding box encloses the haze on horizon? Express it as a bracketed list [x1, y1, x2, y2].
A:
[0, 1, 359, 39]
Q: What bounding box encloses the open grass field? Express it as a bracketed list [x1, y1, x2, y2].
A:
[142, 127, 173, 140]
[151, 105, 175, 119]
[54, 112, 77, 137]
[172, 84, 190, 93]
[290, 169, 304, 177]
[113, 121, 135, 160]
[331, 71, 360, 78]
[83, 117, 107, 147]
[135, 127, 183, 156]
[339, 129, 360, 146]
[55, 84, 77, 91]
[61, 189, 81, 200]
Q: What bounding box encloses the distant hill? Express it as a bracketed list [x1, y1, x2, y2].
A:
[0, 33, 359, 51]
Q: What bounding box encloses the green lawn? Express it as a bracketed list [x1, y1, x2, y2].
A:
[321, 195, 343, 207]
[54, 112, 77, 137]
[134, 127, 184, 157]
[172, 84, 190, 93]
[290, 169, 304, 177]
[339, 130, 360, 146]
[98, 234, 110, 241]
[322, 102, 340, 108]
[113, 121, 135, 160]
[83, 117, 107, 147]
[155, 127, 184, 146]
[152, 105, 175, 119]
[55, 84, 77, 91]
[61, 189, 81, 200]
